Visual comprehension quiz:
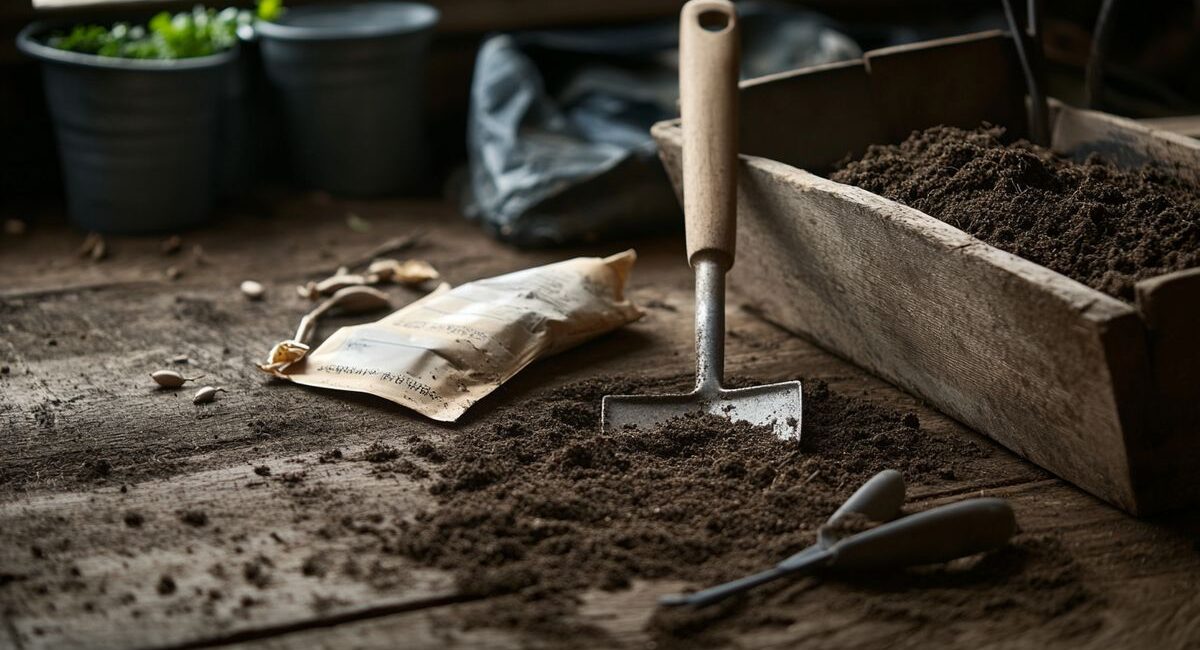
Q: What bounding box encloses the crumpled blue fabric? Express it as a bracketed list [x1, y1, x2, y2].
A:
[462, 3, 860, 247]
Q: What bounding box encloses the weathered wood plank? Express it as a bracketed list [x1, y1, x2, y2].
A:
[0, 454, 458, 650]
[1131, 268, 1200, 509]
[655, 120, 1151, 512]
[863, 31, 1027, 143]
[207, 478, 1200, 650]
[1052, 101, 1200, 185]
[5, 198, 1200, 649]
[655, 33, 1200, 515]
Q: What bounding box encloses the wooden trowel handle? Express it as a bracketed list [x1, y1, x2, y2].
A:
[680, 0, 740, 269]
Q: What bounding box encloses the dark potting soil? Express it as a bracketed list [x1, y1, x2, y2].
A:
[393, 375, 1095, 645]
[830, 126, 1200, 301]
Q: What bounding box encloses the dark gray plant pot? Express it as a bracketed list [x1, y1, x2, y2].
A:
[257, 2, 439, 197]
[16, 22, 236, 234]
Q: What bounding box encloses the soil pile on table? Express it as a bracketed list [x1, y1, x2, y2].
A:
[394, 375, 1096, 645]
[830, 125, 1200, 301]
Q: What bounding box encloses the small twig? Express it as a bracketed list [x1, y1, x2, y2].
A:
[312, 231, 425, 277]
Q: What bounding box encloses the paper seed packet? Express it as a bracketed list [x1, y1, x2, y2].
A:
[260, 250, 642, 422]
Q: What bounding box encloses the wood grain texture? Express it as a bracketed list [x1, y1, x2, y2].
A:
[1052, 101, 1200, 185]
[679, 0, 740, 267]
[863, 31, 1027, 143]
[2, 199, 1200, 648]
[1132, 268, 1200, 509]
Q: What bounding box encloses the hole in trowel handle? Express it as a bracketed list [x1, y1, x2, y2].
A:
[697, 9, 730, 32]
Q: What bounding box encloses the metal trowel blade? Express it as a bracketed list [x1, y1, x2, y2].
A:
[601, 380, 802, 440]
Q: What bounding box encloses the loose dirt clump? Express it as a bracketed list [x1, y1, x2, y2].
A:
[830, 125, 1200, 301]
[389, 375, 1092, 644]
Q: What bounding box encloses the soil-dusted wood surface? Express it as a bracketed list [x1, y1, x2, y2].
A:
[2, 197, 1200, 649]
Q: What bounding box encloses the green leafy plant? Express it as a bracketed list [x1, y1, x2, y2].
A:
[47, 1, 284, 60]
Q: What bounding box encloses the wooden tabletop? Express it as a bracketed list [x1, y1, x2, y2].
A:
[1, 197, 1198, 649]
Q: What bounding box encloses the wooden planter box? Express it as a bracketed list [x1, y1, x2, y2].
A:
[652, 31, 1200, 515]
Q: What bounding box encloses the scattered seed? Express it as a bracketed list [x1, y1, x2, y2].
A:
[171, 355, 190, 365]
[346, 213, 372, 233]
[193, 386, 226, 404]
[162, 235, 182, 255]
[79, 233, 107, 261]
[4, 219, 27, 236]
[165, 266, 183, 281]
[151, 370, 204, 388]
[240, 280, 266, 300]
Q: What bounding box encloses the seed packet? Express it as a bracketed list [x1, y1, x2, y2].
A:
[260, 250, 641, 421]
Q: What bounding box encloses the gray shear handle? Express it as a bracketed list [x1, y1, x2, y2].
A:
[829, 498, 1017, 571]
[819, 469, 905, 547]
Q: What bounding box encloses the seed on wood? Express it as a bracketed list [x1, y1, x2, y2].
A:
[240, 280, 266, 300]
[162, 235, 182, 255]
[79, 233, 107, 261]
[193, 386, 226, 404]
[151, 370, 204, 388]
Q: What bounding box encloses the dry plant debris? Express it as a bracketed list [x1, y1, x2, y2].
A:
[297, 258, 438, 301]
[260, 286, 393, 376]
[79, 233, 107, 261]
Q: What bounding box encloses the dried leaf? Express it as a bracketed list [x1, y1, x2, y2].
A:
[322, 286, 391, 315]
[367, 258, 440, 285]
[258, 340, 311, 377]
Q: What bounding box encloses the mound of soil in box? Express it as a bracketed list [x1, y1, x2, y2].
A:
[395, 375, 1095, 644]
[830, 125, 1200, 301]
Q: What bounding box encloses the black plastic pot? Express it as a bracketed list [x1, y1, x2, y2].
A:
[257, 2, 439, 197]
[16, 23, 237, 234]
